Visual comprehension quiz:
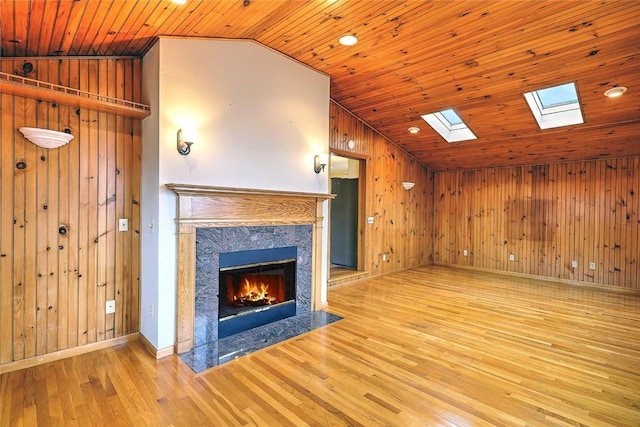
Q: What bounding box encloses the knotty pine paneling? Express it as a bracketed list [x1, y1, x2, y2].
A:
[329, 101, 434, 277]
[3, 2, 640, 171]
[0, 58, 141, 365]
[434, 158, 639, 290]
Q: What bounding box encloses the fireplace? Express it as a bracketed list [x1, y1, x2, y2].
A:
[218, 247, 297, 338]
[193, 225, 313, 347]
[166, 184, 333, 354]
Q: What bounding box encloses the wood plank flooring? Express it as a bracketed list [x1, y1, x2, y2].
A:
[2, 265, 640, 426]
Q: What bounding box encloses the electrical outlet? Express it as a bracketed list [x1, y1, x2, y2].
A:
[367, 216, 374, 224]
[589, 262, 596, 270]
[509, 253, 515, 262]
[571, 260, 578, 268]
[382, 253, 388, 262]
[106, 300, 115, 314]
[118, 218, 128, 232]
[463, 249, 468, 257]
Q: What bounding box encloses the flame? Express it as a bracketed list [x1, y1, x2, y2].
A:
[237, 277, 276, 305]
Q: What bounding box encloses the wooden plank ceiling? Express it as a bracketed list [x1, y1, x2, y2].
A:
[1, 0, 639, 171]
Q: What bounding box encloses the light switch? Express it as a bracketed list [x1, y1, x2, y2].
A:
[118, 218, 128, 232]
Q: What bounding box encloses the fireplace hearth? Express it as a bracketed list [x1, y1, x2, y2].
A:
[180, 310, 342, 372]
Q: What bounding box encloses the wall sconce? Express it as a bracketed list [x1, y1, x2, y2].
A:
[19, 127, 74, 149]
[341, 133, 355, 150]
[402, 181, 415, 190]
[314, 154, 328, 173]
[176, 129, 194, 155]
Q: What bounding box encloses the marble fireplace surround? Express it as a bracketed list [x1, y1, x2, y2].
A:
[166, 184, 333, 354]
[195, 226, 311, 346]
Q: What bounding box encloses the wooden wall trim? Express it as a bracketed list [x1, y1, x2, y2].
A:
[0, 333, 139, 375]
[435, 263, 640, 295]
[166, 184, 333, 354]
[138, 333, 175, 360]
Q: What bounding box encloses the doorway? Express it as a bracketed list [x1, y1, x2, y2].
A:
[329, 153, 364, 280]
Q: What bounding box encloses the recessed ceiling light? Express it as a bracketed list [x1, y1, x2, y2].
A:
[339, 35, 358, 46]
[172, 0, 187, 4]
[408, 126, 420, 134]
[604, 86, 627, 98]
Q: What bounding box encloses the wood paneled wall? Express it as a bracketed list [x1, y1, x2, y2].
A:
[0, 58, 141, 366]
[329, 101, 434, 277]
[434, 158, 640, 290]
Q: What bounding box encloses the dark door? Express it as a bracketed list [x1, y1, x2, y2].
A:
[330, 177, 358, 268]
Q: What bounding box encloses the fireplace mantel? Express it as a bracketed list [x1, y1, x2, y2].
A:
[166, 184, 334, 354]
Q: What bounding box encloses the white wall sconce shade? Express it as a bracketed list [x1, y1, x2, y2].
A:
[18, 127, 74, 149]
[402, 181, 415, 190]
[177, 128, 194, 155]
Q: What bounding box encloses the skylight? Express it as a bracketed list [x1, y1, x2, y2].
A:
[523, 82, 584, 129]
[421, 108, 477, 143]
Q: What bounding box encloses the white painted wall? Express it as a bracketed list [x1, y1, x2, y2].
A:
[140, 41, 160, 346]
[141, 37, 330, 350]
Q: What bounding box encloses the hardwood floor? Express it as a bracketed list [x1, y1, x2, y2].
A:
[2, 265, 640, 426]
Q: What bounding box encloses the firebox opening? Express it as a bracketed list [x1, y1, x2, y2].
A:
[220, 259, 296, 318]
[218, 247, 297, 338]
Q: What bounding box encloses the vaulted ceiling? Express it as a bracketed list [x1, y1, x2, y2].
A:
[1, 0, 639, 171]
